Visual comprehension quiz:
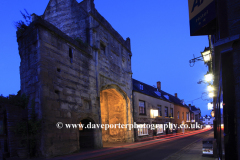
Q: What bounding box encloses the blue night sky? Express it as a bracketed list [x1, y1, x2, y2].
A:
[0, 0, 211, 116]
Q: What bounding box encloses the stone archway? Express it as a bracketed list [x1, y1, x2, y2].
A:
[79, 118, 95, 149]
[100, 86, 128, 143]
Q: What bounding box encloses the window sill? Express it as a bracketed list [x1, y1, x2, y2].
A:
[138, 134, 149, 137]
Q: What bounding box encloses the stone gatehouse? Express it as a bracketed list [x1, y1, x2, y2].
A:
[17, 0, 133, 157]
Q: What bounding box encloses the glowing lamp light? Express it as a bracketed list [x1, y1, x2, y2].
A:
[207, 85, 214, 92]
[201, 48, 211, 63]
[205, 73, 213, 82]
[211, 110, 214, 117]
[221, 124, 224, 130]
[209, 92, 214, 98]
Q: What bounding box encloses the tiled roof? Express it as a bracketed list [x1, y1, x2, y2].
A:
[190, 105, 200, 111]
[132, 78, 188, 108]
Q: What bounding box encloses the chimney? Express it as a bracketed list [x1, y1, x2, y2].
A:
[175, 93, 177, 97]
[188, 104, 191, 108]
[157, 81, 161, 91]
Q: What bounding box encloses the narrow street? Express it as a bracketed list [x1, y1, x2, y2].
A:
[88, 130, 213, 160]
[46, 129, 214, 160]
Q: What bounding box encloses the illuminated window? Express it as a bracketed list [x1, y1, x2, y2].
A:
[156, 124, 163, 134]
[137, 124, 148, 136]
[139, 101, 145, 115]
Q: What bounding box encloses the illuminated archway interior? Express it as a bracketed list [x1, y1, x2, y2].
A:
[100, 88, 127, 143]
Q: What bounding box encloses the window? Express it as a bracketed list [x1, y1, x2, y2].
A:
[158, 105, 162, 116]
[155, 91, 161, 96]
[182, 112, 184, 119]
[139, 101, 145, 115]
[186, 112, 189, 121]
[164, 95, 169, 100]
[156, 124, 163, 134]
[177, 111, 179, 119]
[139, 84, 143, 90]
[100, 43, 106, 55]
[165, 107, 168, 117]
[69, 48, 73, 63]
[137, 124, 148, 136]
[170, 108, 173, 117]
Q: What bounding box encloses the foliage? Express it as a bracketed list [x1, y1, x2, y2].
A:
[15, 9, 31, 33]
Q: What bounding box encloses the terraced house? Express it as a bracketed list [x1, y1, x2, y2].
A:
[132, 79, 197, 141]
[132, 79, 175, 141]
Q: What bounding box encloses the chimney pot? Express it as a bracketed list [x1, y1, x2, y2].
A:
[175, 93, 177, 97]
[157, 81, 161, 91]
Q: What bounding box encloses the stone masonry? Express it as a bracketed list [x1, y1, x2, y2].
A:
[17, 0, 133, 158]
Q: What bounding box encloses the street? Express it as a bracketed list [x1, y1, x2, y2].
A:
[87, 130, 213, 160]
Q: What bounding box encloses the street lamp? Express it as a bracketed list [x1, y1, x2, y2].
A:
[205, 72, 213, 82]
[201, 47, 211, 63]
[207, 85, 214, 92]
[209, 92, 214, 98]
[211, 110, 214, 117]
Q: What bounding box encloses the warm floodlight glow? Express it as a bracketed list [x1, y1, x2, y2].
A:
[205, 73, 213, 82]
[207, 85, 214, 92]
[201, 49, 211, 63]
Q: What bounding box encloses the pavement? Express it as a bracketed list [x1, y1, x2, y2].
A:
[7, 129, 216, 160]
[163, 130, 216, 160]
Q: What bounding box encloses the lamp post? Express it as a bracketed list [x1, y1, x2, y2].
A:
[201, 47, 211, 63]
[207, 85, 214, 92]
[205, 72, 213, 83]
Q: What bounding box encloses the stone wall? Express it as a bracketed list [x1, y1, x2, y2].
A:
[17, 0, 133, 157]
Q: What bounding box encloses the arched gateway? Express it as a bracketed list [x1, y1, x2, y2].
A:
[100, 85, 130, 143]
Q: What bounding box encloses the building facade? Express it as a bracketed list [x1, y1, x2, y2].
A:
[188, 0, 240, 159]
[202, 115, 215, 127]
[17, 0, 133, 157]
[172, 95, 191, 133]
[132, 79, 174, 141]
